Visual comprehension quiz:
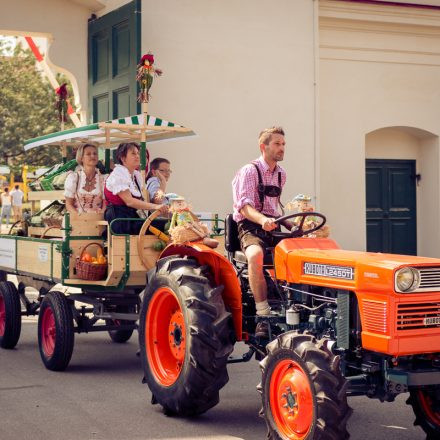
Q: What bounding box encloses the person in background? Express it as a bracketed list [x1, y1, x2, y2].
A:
[104, 142, 168, 235]
[146, 157, 171, 204]
[10, 184, 24, 223]
[1, 187, 12, 229]
[64, 143, 106, 214]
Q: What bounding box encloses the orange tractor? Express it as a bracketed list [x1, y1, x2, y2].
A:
[139, 211, 440, 439]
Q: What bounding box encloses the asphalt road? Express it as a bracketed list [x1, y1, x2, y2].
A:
[0, 317, 427, 440]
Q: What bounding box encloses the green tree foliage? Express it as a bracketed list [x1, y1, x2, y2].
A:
[0, 39, 74, 170]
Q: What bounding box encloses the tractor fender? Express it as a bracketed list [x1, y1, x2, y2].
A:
[160, 243, 243, 340]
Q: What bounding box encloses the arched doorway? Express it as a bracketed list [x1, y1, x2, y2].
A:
[365, 127, 439, 257]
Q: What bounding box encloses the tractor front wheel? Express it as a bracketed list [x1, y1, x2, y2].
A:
[38, 291, 74, 371]
[408, 386, 440, 439]
[0, 281, 21, 349]
[259, 332, 351, 440]
[139, 256, 235, 416]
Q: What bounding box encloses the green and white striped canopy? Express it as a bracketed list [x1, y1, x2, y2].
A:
[24, 114, 195, 151]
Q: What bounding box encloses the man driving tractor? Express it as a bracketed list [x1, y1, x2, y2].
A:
[232, 126, 290, 337]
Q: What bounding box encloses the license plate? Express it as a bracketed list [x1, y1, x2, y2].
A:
[424, 317, 440, 326]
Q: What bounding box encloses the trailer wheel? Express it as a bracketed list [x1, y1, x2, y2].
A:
[259, 332, 351, 440]
[0, 281, 21, 349]
[107, 306, 135, 343]
[408, 387, 440, 439]
[139, 256, 235, 416]
[108, 324, 134, 343]
[38, 291, 74, 371]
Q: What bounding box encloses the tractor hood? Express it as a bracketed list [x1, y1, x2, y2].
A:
[274, 238, 440, 292]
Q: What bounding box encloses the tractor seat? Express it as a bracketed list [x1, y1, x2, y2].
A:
[225, 214, 274, 265]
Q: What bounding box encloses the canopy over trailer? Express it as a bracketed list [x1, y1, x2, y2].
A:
[24, 114, 195, 151]
[24, 114, 195, 203]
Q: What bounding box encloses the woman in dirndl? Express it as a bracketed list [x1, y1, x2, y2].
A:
[64, 143, 106, 214]
[104, 142, 168, 235]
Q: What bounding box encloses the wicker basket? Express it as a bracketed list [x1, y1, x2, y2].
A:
[75, 242, 107, 281]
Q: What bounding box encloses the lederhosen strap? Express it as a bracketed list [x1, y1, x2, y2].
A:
[251, 162, 283, 211]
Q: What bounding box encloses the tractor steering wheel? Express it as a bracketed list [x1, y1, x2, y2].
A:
[271, 212, 326, 239]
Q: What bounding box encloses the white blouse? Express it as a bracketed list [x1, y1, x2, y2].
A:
[64, 167, 106, 213]
[64, 168, 105, 197]
[105, 164, 143, 198]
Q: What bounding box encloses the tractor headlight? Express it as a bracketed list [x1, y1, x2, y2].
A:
[395, 267, 420, 292]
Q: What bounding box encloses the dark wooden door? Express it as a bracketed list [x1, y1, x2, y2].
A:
[366, 159, 417, 255]
[88, 0, 141, 122]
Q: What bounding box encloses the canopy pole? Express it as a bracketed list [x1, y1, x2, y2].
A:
[140, 101, 149, 201]
[105, 150, 111, 173]
[61, 120, 67, 164]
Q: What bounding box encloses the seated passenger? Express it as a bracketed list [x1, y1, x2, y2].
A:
[64, 143, 107, 214]
[146, 157, 171, 204]
[104, 142, 168, 235]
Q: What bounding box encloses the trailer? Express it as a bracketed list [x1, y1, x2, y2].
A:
[0, 113, 195, 371]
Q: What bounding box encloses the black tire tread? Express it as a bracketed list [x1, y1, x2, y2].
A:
[0, 281, 21, 349]
[38, 291, 74, 371]
[140, 256, 235, 417]
[407, 388, 440, 439]
[107, 305, 136, 343]
[259, 331, 351, 440]
[108, 327, 134, 343]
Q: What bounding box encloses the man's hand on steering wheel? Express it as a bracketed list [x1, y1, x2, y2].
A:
[271, 212, 327, 239]
[261, 216, 278, 232]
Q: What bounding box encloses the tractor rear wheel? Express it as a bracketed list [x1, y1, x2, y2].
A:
[139, 256, 235, 416]
[407, 386, 440, 439]
[38, 291, 74, 371]
[259, 332, 351, 440]
[0, 281, 21, 349]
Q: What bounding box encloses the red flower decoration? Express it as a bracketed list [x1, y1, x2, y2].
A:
[140, 53, 154, 65]
[55, 83, 68, 122]
[136, 52, 163, 103]
[56, 83, 68, 99]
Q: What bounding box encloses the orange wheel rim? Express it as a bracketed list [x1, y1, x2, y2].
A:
[418, 390, 440, 426]
[0, 293, 5, 337]
[269, 359, 314, 439]
[41, 307, 56, 357]
[146, 287, 185, 386]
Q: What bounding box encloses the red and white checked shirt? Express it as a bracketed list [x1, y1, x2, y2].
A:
[232, 156, 286, 222]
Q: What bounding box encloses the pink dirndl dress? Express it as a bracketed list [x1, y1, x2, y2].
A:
[64, 168, 106, 213]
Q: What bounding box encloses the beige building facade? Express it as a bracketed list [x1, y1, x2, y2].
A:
[320, 0, 440, 255]
[1, 0, 440, 255]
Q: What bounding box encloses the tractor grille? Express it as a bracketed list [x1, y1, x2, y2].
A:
[418, 267, 440, 292]
[397, 302, 440, 331]
[362, 300, 388, 334]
